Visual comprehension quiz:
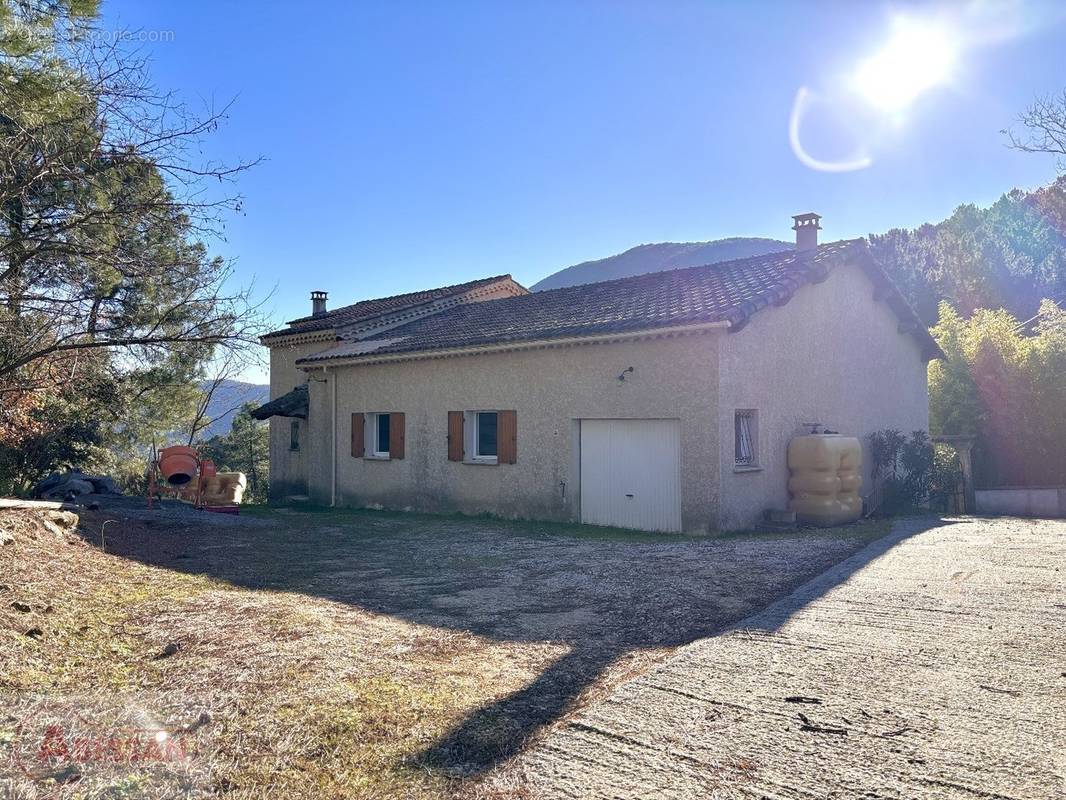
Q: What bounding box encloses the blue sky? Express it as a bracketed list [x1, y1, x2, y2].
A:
[100, 0, 1064, 346]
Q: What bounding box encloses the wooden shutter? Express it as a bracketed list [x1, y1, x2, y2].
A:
[351, 413, 364, 458]
[447, 411, 464, 461]
[498, 410, 517, 464]
[389, 412, 405, 460]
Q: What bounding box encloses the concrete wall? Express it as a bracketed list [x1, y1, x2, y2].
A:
[976, 488, 1066, 518]
[267, 338, 335, 499]
[716, 260, 930, 530]
[312, 334, 723, 532]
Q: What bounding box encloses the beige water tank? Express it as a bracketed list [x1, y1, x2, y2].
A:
[788, 434, 863, 526]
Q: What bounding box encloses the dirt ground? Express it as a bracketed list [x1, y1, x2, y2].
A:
[511, 516, 1066, 799]
[0, 501, 892, 798]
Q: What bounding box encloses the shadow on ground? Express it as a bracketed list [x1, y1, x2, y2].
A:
[74, 501, 947, 776]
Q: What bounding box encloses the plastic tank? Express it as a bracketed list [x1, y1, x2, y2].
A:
[788, 434, 863, 526]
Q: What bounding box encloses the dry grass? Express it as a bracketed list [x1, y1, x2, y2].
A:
[1, 505, 893, 799]
[0, 508, 561, 798]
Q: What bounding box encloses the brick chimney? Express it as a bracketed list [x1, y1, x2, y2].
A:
[311, 290, 328, 317]
[792, 212, 822, 251]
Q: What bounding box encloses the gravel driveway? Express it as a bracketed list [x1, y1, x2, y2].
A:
[78, 504, 892, 775]
[513, 516, 1066, 798]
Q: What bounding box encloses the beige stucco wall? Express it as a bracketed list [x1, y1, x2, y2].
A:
[310, 334, 723, 532]
[716, 260, 930, 530]
[267, 260, 930, 530]
[267, 338, 335, 498]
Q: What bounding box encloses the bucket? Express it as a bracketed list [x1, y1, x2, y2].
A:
[158, 446, 199, 486]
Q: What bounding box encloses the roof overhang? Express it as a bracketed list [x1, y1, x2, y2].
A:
[250, 385, 309, 420]
[286, 240, 943, 369]
[259, 329, 338, 348]
[295, 320, 731, 370]
[851, 247, 946, 361]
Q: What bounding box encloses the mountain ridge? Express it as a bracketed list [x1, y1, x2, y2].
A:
[198, 379, 269, 439]
[530, 237, 792, 292]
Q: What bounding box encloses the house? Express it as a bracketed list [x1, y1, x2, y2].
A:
[254, 214, 941, 532]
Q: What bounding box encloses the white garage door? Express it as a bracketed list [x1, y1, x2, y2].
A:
[580, 419, 681, 532]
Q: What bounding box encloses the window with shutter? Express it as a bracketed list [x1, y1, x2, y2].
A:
[457, 410, 516, 464]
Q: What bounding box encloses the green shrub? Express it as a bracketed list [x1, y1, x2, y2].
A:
[868, 429, 962, 514]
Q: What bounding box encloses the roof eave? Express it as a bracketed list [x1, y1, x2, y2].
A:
[261, 275, 527, 345]
[851, 245, 946, 361]
[259, 329, 338, 347]
[294, 319, 731, 369]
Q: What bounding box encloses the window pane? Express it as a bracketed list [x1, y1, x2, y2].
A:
[290, 420, 300, 450]
[477, 412, 498, 456]
[735, 411, 755, 465]
[377, 413, 390, 453]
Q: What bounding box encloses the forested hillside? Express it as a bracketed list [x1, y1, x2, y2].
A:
[870, 178, 1066, 325]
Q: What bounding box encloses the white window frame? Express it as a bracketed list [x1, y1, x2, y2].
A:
[366, 412, 391, 459]
[734, 409, 759, 470]
[465, 410, 499, 464]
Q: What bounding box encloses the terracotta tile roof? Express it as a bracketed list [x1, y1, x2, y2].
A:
[263, 274, 516, 339]
[298, 239, 944, 365]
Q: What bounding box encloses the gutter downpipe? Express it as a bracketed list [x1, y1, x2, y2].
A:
[327, 366, 337, 507]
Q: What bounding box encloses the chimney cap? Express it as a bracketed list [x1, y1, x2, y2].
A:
[792, 212, 822, 229]
[310, 290, 328, 299]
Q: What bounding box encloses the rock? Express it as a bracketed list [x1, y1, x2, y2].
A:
[0, 529, 11, 545]
[11, 601, 31, 613]
[44, 511, 79, 530]
[153, 642, 181, 659]
[46, 764, 81, 784]
[24, 627, 43, 638]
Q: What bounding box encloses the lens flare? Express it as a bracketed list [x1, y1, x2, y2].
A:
[853, 18, 958, 113]
[788, 87, 873, 173]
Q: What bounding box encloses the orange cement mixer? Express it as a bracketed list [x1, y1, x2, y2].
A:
[148, 444, 236, 513]
[157, 446, 199, 485]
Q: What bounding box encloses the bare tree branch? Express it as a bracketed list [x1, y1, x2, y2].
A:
[1005, 89, 1066, 174]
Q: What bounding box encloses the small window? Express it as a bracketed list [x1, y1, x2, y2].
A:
[463, 410, 499, 463]
[734, 409, 757, 467]
[290, 420, 300, 451]
[370, 412, 391, 458]
[476, 412, 498, 458]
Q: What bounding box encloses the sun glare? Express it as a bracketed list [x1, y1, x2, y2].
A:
[853, 17, 958, 113]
